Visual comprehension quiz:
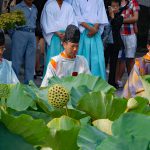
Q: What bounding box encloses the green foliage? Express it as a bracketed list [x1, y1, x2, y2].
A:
[0, 74, 150, 150]
[0, 11, 26, 30]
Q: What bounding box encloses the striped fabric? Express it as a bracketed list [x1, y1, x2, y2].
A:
[121, 0, 140, 35]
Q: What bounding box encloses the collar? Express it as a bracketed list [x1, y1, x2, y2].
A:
[60, 51, 76, 59]
[143, 52, 150, 61]
[20, 1, 35, 8]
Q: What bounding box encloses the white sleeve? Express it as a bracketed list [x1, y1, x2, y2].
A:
[97, 0, 109, 34]
[41, 2, 59, 35]
[72, 0, 85, 24]
[11, 68, 20, 84]
[82, 57, 91, 74]
[41, 63, 56, 87]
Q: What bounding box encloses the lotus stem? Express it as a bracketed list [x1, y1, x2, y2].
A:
[65, 105, 69, 116]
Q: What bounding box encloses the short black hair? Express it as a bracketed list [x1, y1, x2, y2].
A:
[111, 0, 121, 6]
[64, 25, 80, 43]
[0, 30, 5, 46]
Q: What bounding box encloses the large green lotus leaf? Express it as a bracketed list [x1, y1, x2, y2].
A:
[77, 91, 127, 120]
[13, 110, 52, 124]
[77, 125, 108, 150]
[112, 112, 150, 139]
[1, 112, 51, 146]
[96, 136, 150, 150]
[96, 113, 150, 150]
[6, 83, 36, 111]
[0, 123, 35, 150]
[47, 115, 80, 150]
[50, 108, 87, 120]
[70, 86, 91, 108]
[48, 74, 115, 93]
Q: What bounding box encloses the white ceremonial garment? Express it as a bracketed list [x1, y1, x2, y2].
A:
[41, 0, 78, 45]
[72, 0, 108, 34]
[64, 0, 73, 5]
[0, 59, 19, 84]
[41, 53, 91, 87]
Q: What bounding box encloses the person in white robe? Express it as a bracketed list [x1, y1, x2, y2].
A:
[41, 25, 91, 87]
[72, 0, 108, 79]
[0, 30, 19, 84]
[41, 0, 78, 76]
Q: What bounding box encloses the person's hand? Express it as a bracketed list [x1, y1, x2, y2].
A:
[55, 32, 65, 40]
[108, 6, 114, 19]
[87, 27, 98, 37]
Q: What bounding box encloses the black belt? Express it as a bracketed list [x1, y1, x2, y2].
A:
[16, 27, 35, 33]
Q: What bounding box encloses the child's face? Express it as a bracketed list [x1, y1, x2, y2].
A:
[111, 2, 120, 14]
[0, 45, 5, 59]
[63, 42, 79, 58]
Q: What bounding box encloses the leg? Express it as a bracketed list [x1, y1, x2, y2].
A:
[115, 49, 126, 84]
[124, 34, 137, 75]
[12, 31, 27, 79]
[35, 36, 41, 73]
[126, 58, 135, 75]
[116, 59, 126, 81]
[24, 33, 36, 84]
[108, 45, 119, 86]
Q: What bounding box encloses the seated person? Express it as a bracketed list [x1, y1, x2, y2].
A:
[123, 39, 150, 98]
[0, 30, 19, 84]
[41, 25, 91, 87]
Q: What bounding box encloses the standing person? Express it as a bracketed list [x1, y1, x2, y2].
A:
[33, 0, 47, 77]
[116, 0, 139, 87]
[72, 0, 108, 80]
[41, 0, 78, 76]
[41, 25, 90, 87]
[11, 0, 37, 84]
[104, 0, 124, 88]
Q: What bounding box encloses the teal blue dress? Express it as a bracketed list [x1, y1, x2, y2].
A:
[78, 24, 106, 80]
[44, 31, 64, 76]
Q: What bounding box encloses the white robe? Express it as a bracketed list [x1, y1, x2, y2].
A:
[72, 0, 108, 34]
[41, 0, 78, 45]
[41, 53, 91, 87]
[0, 59, 19, 84]
[64, 0, 73, 5]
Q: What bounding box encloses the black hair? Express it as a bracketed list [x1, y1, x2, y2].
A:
[64, 24, 80, 43]
[111, 0, 121, 6]
[0, 30, 5, 46]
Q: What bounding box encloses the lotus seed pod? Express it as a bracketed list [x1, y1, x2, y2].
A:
[48, 84, 69, 108]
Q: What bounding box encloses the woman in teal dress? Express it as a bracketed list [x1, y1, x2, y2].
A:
[72, 0, 108, 80]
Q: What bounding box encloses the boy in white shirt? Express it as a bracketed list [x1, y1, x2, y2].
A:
[41, 25, 90, 87]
